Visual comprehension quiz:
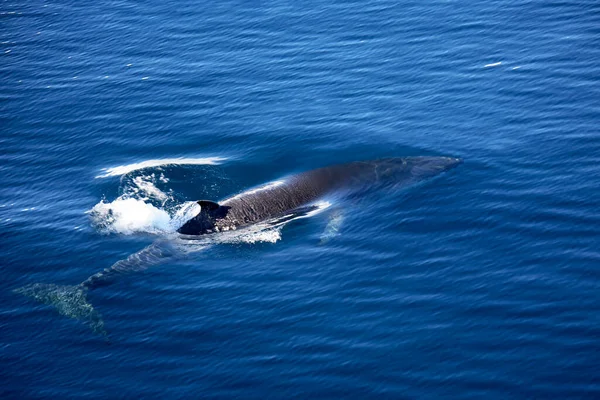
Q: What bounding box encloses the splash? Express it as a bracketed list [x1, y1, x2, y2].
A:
[89, 198, 174, 235]
[95, 157, 226, 178]
[89, 165, 201, 235]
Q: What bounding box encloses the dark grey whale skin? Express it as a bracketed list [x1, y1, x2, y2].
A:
[177, 157, 461, 235]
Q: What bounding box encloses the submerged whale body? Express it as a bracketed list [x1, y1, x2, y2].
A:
[15, 156, 460, 337]
[177, 156, 461, 235]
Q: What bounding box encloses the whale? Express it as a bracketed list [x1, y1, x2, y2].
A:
[177, 157, 461, 235]
[14, 156, 461, 337]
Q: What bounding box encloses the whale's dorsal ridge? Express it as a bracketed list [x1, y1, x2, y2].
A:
[197, 200, 220, 211]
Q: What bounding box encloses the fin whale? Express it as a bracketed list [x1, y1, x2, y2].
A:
[177, 157, 461, 235]
[15, 156, 461, 336]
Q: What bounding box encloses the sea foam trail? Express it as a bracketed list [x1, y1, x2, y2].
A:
[95, 157, 226, 178]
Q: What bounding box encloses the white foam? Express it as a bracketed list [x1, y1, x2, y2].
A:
[210, 224, 282, 245]
[131, 175, 168, 202]
[89, 198, 172, 235]
[241, 229, 282, 243]
[177, 222, 283, 251]
[96, 157, 226, 178]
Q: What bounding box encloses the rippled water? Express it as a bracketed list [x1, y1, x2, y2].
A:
[2, 0, 600, 397]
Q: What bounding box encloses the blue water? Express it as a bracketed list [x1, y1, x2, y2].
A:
[2, 0, 600, 397]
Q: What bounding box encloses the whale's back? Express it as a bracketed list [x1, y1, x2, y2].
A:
[219, 161, 377, 227]
[177, 157, 461, 235]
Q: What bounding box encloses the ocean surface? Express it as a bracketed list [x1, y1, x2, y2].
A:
[2, 0, 599, 397]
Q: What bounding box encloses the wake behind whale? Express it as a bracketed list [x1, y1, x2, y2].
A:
[15, 157, 461, 337]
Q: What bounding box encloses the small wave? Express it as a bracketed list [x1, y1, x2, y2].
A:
[95, 157, 226, 178]
[484, 61, 502, 68]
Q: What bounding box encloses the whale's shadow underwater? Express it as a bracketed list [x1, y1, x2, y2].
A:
[15, 157, 461, 337]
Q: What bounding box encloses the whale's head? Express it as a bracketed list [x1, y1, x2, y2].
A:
[177, 200, 228, 235]
[373, 156, 462, 183]
[406, 156, 462, 179]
